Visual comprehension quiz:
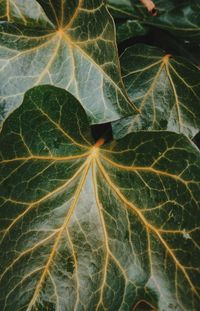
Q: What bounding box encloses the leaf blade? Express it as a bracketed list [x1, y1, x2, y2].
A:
[1, 86, 200, 310]
[0, 0, 136, 125]
[112, 44, 200, 139]
[146, 1, 200, 42]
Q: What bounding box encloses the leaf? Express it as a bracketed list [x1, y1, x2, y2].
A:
[107, 0, 176, 19]
[107, 0, 137, 19]
[0, 0, 10, 20]
[0, 0, 51, 26]
[0, 0, 136, 126]
[108, 1, 200, 43]
[146, 1, 200, 42]
[1, 85, 200, 310]
[112, 44, 200, 140]
[116, 20, 149, 43]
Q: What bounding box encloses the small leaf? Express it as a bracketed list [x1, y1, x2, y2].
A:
[0, 0, 136, 126]
[0, 85, 200, 310]
[112, 44, 200, 139]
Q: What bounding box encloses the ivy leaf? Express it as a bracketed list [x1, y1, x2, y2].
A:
[107, 0, 137, 19]
[108, 1, 200, 43]
[1, 85, 200, 310]
[116, 20, 149, 43]
[0, 0, 52, 26]
[0, 0, 136, 126]
[147, 1, 200, 42]
[107, 0, 176, 19]
[112, 44, 200, 140]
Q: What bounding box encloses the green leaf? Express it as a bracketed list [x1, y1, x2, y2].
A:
[0, 0, 52, 26]
[1, 85, 200, 310]
[112, 44, 200, 139]
[0, 0, 7, 20]
[108, 1, 200, 43]
[146, 1, 200, 42]
[116, 20, 149, 43]
[0, 0, 136, 126]
[107, 0, 136, 19]
[107, 0, 176, 19]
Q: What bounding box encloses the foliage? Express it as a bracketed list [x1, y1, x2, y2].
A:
[0, 0, 135, 124]
[0, 1, 200, 310]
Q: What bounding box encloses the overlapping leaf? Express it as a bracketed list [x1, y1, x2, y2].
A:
[112, 44, 200, 139]
[116, 20, 149, 43]
[108, 1, 200, 43]
[107, 0, 136, 19]
[147, 1, 200, 42]
[0, 0, 136, 126]
[1, 85, 200, 310]
[107, 0, 176, 19]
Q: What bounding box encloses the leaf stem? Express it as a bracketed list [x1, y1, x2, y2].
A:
[94, 138, 105, 148]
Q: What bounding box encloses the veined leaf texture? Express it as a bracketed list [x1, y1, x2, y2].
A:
[108, 0, 200, 42]
[112, 45, 200, 139]
[0, 0, 136, 126]
[0, 86, 200, 310]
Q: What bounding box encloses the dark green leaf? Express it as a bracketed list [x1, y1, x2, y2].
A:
[146, 1, 200, 42]
[116, 20, 149, 43]
[107, 0, 176, 19]
[108, 1, 200, 43]
[0, 0, 136, 126]
[1, 85, 200, 310]
[112, 44, 200, 139]
[107, 0, 137, 19]
[0, 0, 7, 20]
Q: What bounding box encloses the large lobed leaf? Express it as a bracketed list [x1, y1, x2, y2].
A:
[0, 0, 136, 126]
[112, 44, 200, 139]
[0, 85, 200, 310]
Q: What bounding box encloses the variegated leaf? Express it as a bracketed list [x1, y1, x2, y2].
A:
[0, 85, 200, 310]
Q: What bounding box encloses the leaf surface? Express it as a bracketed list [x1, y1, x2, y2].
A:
[107, 0, 137, 19]
[146, 1, 200, 42]
[1, 85, 200, 310]
[108, 1, 200, 43]
[107, 0, 176, 19]
[0, 0, 51, 26]
[112, 44, 200, 139]
[116, 20, 149, 43]
[0, 0, 135, 125]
